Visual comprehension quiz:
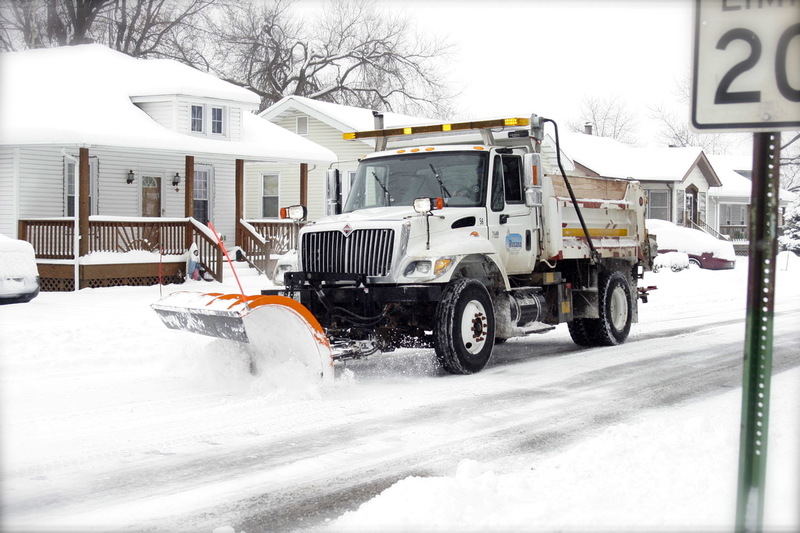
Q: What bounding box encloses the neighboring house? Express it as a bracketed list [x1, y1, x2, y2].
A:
[707, 154, 796, 244]
[557, 132, 722, 230]
[255, 96, 434, 221]
[0, 45, 334, 290]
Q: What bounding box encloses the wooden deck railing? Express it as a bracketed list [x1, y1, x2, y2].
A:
[18, 217, 224, 282]
[19, 219, 75, 259]
[238, 222, 272, 276]
[247, 219, 306, 256]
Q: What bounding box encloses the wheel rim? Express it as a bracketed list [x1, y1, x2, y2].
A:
[460, 299, 488, 354]
[608, 285, 628, 332]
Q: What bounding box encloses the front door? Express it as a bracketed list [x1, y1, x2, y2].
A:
[142, 175, 162, 217]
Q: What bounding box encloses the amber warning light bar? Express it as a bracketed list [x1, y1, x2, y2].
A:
[342, 117, 530, 141]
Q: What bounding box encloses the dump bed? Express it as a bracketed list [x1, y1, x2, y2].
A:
[540, 173, 651, 264]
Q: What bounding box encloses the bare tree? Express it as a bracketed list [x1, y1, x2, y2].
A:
[0, 0, 113, 49]
[648, 103, 732, 154]
[567, 95, 639, 145]
[211, 0, 453, 115]
[780, 131, 800, 193]
[0, 0, 216, 64]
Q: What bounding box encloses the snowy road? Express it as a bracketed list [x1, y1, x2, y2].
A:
[1, 257, 798, 532]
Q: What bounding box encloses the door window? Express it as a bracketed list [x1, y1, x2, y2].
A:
[193, 166, 212, 224]
[141, 175, 162, 217]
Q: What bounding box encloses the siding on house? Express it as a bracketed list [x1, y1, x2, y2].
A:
[2, 145, 242, 245]
[133, 99, 177, 130]
[0, 147, 18, 236]
[248, 110, 371, 220]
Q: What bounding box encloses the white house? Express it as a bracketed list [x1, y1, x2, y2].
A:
[253, 95, 434, 221]
[0, 45, 335, 289]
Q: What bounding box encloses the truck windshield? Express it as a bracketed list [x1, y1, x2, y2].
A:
[343, 151, 489, 212]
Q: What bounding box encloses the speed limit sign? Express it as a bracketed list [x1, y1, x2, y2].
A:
[691, 0, 800, 132]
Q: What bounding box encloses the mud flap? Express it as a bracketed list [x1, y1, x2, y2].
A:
[152, 292, 334, 380]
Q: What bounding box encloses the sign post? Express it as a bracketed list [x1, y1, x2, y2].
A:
[692, 1, 799, 531]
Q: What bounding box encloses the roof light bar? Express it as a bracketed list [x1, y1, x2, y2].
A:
[343, 117, 530, 141]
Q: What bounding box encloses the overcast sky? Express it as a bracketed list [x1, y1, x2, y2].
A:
[399, 0, 696, 146]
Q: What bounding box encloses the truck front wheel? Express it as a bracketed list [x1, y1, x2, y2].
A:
[435, 278, 495, 374]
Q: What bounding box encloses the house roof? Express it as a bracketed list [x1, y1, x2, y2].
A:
[0, 45, 336, 164]
[558, 131, 721, 186]
[259, 95, 435, 136]
[708, 154, 797, 204]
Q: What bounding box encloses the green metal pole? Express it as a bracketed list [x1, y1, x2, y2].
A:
[735, 131, 781, 533]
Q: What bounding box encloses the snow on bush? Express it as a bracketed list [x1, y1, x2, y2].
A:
[653, 251, 689, 273]
[779, 200, 800, 255]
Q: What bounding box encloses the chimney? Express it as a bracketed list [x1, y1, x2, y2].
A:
[372, 110, 384, 130]
[583, 122, 594, 135]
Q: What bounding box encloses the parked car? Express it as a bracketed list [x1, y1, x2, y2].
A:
[0, 234, 40, 304]
[647, 219, 736, 270]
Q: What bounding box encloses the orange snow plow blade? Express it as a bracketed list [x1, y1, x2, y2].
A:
[152, 292, 333, 379]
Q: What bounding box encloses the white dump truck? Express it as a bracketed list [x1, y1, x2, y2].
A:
[154, 115, 655, 376]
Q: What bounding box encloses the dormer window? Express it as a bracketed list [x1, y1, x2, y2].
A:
[190, 103, 226, 137]
[211, 107, 224, 134]
[191, 105, 204, 132]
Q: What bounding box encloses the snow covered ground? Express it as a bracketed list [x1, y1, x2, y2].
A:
[1, 253, 798, 532]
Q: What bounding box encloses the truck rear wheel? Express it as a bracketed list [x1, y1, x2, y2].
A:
[594, 270, 633, 346]
[435, 278, 495, 374]
[568, 270, 632, 347]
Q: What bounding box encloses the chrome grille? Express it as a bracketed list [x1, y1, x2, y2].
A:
[301, 229, 395, 276]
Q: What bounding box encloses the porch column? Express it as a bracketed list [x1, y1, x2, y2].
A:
[184, 155, 194, 248]
[300, 163, 309, 206]
[235, 158, 244, 248]
[78, 147, 90, 257]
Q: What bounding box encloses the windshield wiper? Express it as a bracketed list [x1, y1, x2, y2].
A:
[429, 164, 451, 198]
[372, 171, 391, 205]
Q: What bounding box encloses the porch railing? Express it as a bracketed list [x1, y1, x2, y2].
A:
[247, 219, 306, 256]
[238, 221, 272, 276]
[18, 217, 224, 282]
[686, 217, 730, 241]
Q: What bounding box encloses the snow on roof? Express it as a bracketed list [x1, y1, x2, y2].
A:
[707, 155, 797, 203]
[260, 95, 436, 134]
[558, 131, 716, 184]
[0, 45, 336, 164]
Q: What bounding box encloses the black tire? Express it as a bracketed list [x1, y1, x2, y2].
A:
[434, 278, 495, 374]
[593, 270, 633, 346]
[568, 270, 633, 347]
[567, 317, 596, 346]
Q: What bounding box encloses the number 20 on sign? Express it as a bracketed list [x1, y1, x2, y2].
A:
[691, 0, 800, 132]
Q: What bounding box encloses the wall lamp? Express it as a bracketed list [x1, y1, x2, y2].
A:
[127, 170, 135, 184]
[172, 172, 181, 187]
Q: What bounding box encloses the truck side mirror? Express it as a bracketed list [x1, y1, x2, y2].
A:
[522, 153, 543, 207]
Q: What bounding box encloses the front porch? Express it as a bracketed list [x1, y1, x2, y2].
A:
[16, 148, 310, 291]
[19, 217, 301, 291]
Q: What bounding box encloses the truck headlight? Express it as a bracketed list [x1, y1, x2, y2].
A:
[403, 260, 432, 277]
[403, 257, 454, 279]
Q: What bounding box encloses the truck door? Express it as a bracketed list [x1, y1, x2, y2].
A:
[487, 153, 538, 275]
